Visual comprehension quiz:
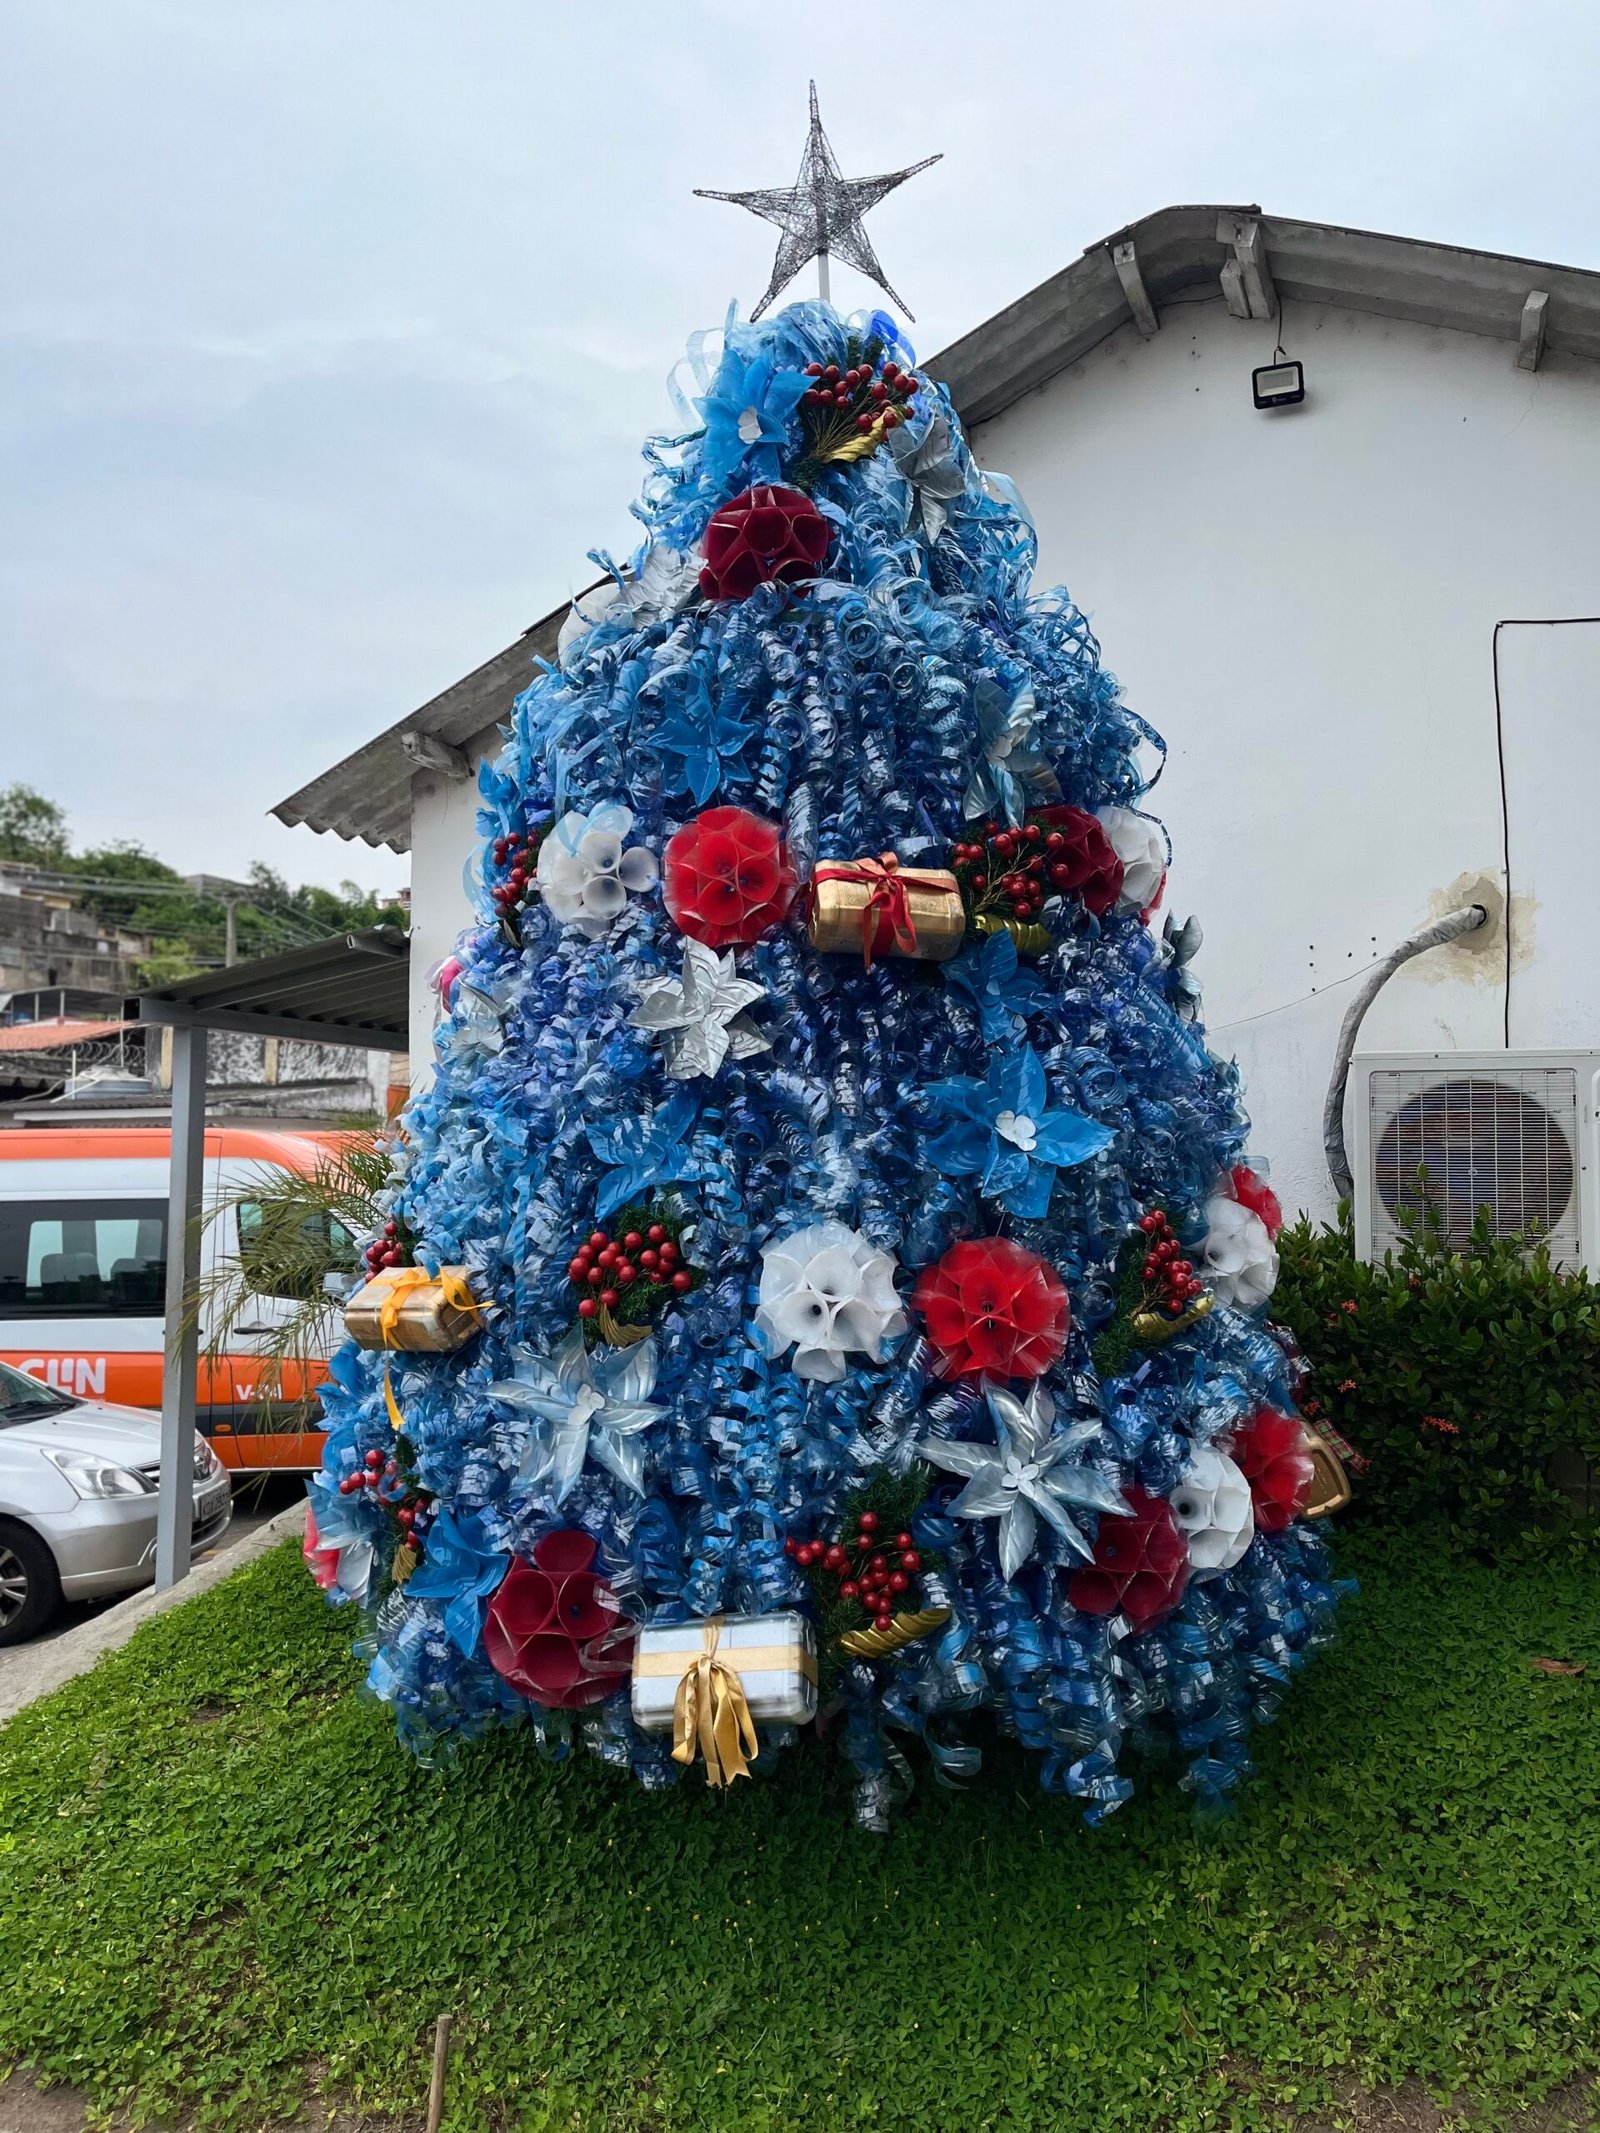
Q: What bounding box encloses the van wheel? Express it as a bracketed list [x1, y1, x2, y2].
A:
[0, 1522, 62, 1646]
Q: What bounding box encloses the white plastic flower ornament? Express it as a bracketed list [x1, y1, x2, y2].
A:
[1096, 804, 1167, 914]
[536, 803, 659, 939]
[1201, 1194, 1279, 1311]
[755, 1220, 907, 1384]
[1170, 1445, 1254, 1574]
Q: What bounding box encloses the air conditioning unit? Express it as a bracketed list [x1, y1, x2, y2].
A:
[1350, 1051, 1600, 1269]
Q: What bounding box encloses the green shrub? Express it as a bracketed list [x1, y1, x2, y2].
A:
[1273, 1204, 1600, 1552]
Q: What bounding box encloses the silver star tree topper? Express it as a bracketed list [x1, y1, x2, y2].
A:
[696, 82, 940, 321]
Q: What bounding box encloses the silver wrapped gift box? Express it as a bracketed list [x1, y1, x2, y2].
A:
[630, 1611, 819, 1732]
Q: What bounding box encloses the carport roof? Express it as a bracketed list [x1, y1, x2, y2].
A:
[125, 927, 410, 1051]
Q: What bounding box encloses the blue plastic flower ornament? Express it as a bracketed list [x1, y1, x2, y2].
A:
[653, 666, 759, 806]
[585, 1088, 704, 1219]
[963, 678, 1058, 827]
[921, 1044, 1113, 1219]
[403, 1507, 507, 1657]
[944, 928, 1054, 1044]
[488, 1327, 667, 1499]
[696, 343, 811, 489]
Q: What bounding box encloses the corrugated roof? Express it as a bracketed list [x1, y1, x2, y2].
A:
[273, 604, 569, 854]
[0, 1018, 128, 1053]
[126, 928, 410, 1050]
[273, 202, 1600, 853]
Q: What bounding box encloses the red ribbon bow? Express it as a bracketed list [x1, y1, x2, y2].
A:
[811, 856, 955, 969]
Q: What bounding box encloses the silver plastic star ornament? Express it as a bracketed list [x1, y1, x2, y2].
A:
[919, 1384, 1130, 1582]
[628, 938, 770, 1081]
[696, 82, 940, 321]
[488, 1327, 666, 1500]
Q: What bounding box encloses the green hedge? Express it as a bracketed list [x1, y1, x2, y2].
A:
[1272, 1207, 1600, 1552]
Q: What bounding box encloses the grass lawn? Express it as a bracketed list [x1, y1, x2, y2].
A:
[0, 1531, 1597, 2133]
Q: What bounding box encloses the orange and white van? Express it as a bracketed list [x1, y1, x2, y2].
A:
[0, 1127, 358, 1471]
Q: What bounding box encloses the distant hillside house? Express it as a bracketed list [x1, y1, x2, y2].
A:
[273, 205, 1600, 1222]
[0, 862, 153, 997]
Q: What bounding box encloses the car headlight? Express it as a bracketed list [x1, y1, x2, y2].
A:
[41, 1447, 157, 1500]
[193, 1432, 224, 1483]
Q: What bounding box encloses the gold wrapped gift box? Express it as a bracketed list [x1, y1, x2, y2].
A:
[344, 1265, 485, 1353]
[807, 856, 965, 966]
[1303, 1434, 1353, 1519]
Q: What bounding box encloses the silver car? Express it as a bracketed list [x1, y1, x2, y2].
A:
[0, 1358, 232, 1643]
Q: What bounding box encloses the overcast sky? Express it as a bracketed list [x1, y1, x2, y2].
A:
[5, 0, 1596, 895]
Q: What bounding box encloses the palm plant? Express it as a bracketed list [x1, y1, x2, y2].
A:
[191, 1134, 391, 1417]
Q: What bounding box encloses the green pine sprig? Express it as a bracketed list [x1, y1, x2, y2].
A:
[803, 1464, 945, 1697]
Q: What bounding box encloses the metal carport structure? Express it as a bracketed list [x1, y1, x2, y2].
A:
[124, 927, 410, 1590]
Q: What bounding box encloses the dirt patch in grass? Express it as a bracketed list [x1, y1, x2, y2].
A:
[1289, 2075, 1598, 2131]
[0, 2067, 410, 2132]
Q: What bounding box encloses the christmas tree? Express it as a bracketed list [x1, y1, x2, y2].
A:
[305, 298, 1344, 1828]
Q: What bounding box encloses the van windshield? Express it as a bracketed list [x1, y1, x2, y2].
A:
[0, 1360, 76, 1423]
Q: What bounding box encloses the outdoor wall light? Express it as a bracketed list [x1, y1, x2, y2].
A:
[1252, 358, 1306, 410]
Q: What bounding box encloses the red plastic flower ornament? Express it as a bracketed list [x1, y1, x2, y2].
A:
[1068, 1486, 1190, 1630]
[484, 1528, 634, 1709]
[911, 1237, 1070, 1382]
[699, 485, 831, 602]
[303, 1504, 341, 1591]
[1027, 806, 1125, 918]
[1228, 1165, 1284, 1240]
[663, 806, 797, 949]
[1231, 1407, 1314, 1532]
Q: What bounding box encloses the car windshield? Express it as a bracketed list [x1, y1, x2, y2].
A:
[0, 1360, 77, 1424]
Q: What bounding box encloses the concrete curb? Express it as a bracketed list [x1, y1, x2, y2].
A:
[0, 1502, 307, 1729]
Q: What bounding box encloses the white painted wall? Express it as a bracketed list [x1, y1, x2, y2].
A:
[404, 295, 1600, 1217]
[971, 298, 1600, 1220]
[407, 734, 497, 1077]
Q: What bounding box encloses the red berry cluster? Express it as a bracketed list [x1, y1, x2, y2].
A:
[951, 817, 1053, 927]
[568, 1221, 693, 1322]
[787, 1510, 924, 1637]
[799, 353, 918, 437]
[490, 825, 544, 924]
[363, 1217, 411, 1279]
[337, 1448, 436, 1548]
[1136, 1209, 1205, 1318]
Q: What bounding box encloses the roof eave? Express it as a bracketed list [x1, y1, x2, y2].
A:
[271, 603, 571, 854]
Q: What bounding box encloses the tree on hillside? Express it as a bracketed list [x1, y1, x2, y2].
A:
[0, 785, 71, 865]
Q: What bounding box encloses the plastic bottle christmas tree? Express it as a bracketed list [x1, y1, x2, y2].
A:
[307, 301, 1344, 1827]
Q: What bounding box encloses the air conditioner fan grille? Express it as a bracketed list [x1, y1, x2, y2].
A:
[1371, 1069, 1579, 1255]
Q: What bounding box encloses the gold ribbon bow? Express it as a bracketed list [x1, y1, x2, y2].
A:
[376, 1266, 486, 1443]
[670, 1618, 759, 1787]
[810, 855, 934, 969]
[373, 1265, 485, 1348]
[437, 1268, 486, 1325]
[375, 1266, 432, 1347]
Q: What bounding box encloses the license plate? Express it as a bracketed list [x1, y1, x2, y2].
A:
[193, 1485, 230, 1524]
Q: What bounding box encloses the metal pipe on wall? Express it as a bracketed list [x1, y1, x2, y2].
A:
[1322, 904, 1488, 1201]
